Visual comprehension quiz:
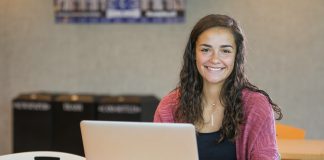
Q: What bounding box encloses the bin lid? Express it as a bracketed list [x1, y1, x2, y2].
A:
[15, 93, 52, 101]
[55, 94, 94, 102]
[99, 96, 141, 104]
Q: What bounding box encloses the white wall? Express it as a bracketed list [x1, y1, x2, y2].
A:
[1, 0, 324, 155]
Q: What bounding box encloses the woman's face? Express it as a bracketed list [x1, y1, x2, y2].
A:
[195, 27, 237, 86]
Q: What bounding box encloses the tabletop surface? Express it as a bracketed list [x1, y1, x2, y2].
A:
[278, 139, 324, 160]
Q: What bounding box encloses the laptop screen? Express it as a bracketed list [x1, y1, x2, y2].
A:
[80, 120, 198, 160]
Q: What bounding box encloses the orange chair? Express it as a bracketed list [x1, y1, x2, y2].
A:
[276, 123, 305, 139]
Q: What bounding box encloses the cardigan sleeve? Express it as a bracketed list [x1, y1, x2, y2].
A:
[153, 90, 178, 123]
[250, 110, 279, 160]
[242, 91, 280, 160]
[153, 107, 162, 122]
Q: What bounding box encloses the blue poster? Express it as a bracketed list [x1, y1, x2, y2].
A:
[54, 0, 186, 23]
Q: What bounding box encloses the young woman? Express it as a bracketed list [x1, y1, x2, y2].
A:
[154, 14, 283, 160]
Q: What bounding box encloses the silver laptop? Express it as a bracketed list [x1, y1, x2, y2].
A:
[80, 120, 198, 160]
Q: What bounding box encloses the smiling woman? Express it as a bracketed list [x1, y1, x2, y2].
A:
[195, 27, 236, 87]
[153, 14, 283, 160]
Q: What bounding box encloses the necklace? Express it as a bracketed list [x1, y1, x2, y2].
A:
[204, 103, 217, 126]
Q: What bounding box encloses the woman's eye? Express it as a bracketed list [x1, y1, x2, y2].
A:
[201, 48, 210, 53]
[223, 49, 231, 54]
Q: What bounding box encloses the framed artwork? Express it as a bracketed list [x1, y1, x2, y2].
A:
[54, 0, 186, 23]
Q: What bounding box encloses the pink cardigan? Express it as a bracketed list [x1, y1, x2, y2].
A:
[154, 89, 279, 160]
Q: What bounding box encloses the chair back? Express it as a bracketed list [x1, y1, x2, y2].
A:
[276, 123, 305, 139]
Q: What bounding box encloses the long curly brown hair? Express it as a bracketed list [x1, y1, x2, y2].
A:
[175, 14, 283, 142]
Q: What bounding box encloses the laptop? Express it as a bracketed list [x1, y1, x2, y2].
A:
[80, 120, 198, 160]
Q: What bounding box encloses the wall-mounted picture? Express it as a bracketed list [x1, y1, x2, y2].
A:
[54, 0, 186, 23]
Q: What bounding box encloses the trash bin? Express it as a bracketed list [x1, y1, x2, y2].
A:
[52, 94, 96, 156]
[139, 95, 160, 122]
[97, 95, 159, 122]
[13, 92, 55, 152]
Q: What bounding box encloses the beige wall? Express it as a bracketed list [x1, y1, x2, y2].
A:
[1, 0, 324, 155]
[0, 0, 10, 154]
